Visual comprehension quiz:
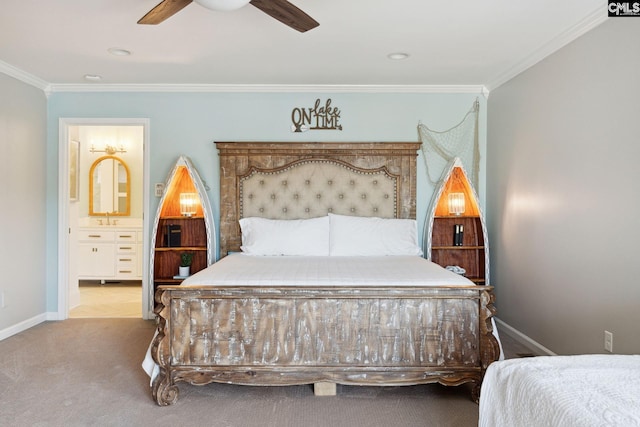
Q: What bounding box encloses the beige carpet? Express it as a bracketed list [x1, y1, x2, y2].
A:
[0, 318, 512, 427]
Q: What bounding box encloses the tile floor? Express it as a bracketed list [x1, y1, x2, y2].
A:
[69, 282, 142, 318]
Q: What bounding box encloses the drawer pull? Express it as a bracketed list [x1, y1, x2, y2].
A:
[119, 270, 132, 274]
[88, 234, 101, 238]
[119, 258, 132, 262]
[119, 235, 133, 238]
[120, 246, 132, 250]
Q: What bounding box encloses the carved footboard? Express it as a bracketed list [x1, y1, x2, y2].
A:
[151, 285, 499, 405]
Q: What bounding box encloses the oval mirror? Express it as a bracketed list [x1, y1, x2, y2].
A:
[89, 155, 131, 216]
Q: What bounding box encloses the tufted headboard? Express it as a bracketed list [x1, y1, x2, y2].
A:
[216, 142, 421, 257]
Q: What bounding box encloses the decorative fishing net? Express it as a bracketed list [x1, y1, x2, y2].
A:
[418, 99, 479, 190]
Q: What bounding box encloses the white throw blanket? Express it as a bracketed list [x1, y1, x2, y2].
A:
[181, 254, 477, 287]
[479, 354, 640, 427]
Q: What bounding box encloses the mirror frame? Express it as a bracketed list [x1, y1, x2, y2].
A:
[89, 155, 131, 216]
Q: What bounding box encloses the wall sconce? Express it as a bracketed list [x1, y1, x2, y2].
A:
[448, 193, 465, 216]
[90, 144, 127, 155]
[180, 193, 198, 217]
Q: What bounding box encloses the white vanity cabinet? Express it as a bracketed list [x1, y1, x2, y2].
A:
[78, 227, 142, 281]
[78, 229, 116, 279]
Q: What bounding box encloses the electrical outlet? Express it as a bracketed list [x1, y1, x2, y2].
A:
[154, 183, 165, 197]
[0, 291, 5, 308]
[604, 330, 613, 352]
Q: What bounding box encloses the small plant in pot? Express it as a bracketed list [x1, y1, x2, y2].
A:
[179, 252, 193, 277]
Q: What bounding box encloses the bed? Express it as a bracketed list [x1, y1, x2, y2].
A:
[146, 142, 501, 406]
[479, 354, 640, 426]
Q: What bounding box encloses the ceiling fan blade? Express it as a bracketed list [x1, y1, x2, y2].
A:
[138, 0, 193, 25]
[249, 0, 319, 33]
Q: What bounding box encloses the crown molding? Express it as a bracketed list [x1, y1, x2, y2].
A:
[486, 7, 608, 91]
[0, 64, 487, 94]
[45, 83, 488, 95]
[0, 60, 49, 93]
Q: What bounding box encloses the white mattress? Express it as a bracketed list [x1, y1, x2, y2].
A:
[479, 354, 640, 427]
[181, 253, 476, 287]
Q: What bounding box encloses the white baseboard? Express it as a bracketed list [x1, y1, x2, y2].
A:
[46, 311, 64, 321]
[495, 317, 556, 356]
[0, 313, 48, 341]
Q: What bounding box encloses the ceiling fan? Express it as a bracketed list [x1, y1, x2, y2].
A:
[138, 0, 319, 33]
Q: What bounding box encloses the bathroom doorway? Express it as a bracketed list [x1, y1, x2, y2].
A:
[58, 119, 152, 320]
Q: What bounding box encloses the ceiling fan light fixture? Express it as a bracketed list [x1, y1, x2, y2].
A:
[194, 0, 251, 12]
[387, 52, 410, 60]
[108, 48, 131, 57]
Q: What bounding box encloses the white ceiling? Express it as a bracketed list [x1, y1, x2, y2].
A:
[0, 0, 606, 92]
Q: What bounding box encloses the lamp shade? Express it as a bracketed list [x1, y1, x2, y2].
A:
[448, 193, 465, 216]
[180, 193, 199, 217]
[194, 0, 251, 11]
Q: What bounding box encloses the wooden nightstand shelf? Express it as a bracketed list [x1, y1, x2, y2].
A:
[425, 158, 489, 285]
[150, 156, 215, 292]
[430, 215, 486, 284]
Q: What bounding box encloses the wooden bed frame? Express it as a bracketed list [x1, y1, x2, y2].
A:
[150, 142, 499, 406]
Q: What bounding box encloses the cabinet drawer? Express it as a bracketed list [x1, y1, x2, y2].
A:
[117, 243, 136, 254]
[116, 231, 137, 243]
[78, 230, 115, 242]
[116, 259, 137, 278]
[117, 254, 136, 263]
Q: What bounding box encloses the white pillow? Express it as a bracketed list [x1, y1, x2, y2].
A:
[328, 213, 423, 256]
[239, 216, 330, 256]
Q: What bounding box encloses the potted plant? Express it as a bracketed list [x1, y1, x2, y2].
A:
[179, 252, 193, 277]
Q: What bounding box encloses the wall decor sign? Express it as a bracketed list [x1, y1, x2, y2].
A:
[291, 98, 342, 132]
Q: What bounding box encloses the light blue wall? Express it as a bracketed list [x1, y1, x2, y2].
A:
[46, 91, 486, 312]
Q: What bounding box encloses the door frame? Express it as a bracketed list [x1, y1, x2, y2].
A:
[57, 118, 152, 320]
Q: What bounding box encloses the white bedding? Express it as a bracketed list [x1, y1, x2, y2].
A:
[479, 354, 640, 427]
[181, 253, 475, 287]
